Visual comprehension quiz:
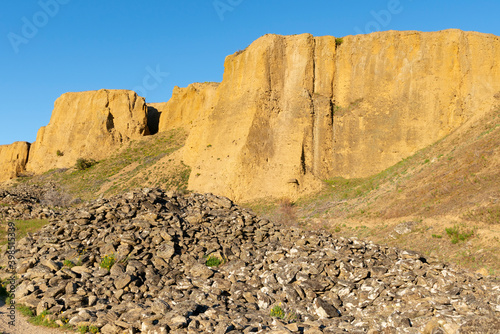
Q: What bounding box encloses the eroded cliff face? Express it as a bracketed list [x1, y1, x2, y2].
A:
[26, 89, 149, 174]
[159, 29, 500, 201]
[154, 82, 219, 132]
[0, 142, 30, 182]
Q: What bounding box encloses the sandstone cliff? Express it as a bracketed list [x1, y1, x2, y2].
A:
[157, 29, 500, 201]
[26, 89, 150, 173]
[152, 82, 219, 132]
[0, 142, 30, 182]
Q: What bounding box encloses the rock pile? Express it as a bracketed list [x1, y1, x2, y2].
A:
[3, 188, 500, 333]
[0, 183, 71, 221]
[0, 184, 47, 205]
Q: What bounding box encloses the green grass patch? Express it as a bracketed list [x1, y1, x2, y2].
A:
[100, 254, 116, 271]
[0, 219, 50, 246]
[270, 304, 286, 319]
[28, 310, 59, 328]
[63, 259, 76, 268]
[269, 303, 297, 322]
[29, 128, 189, 200]
[16, 305, 68, 329]
[205, 255, 224, 267]
[78, 325, 89, 334]
[17, 304, 34, 317]
[445, 224, 475, 244]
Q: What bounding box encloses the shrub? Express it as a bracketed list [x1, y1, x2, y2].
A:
[75, 158, 97, 171]
[63, 259, 75, 268]
[445, 224, 474, 244]
[56, 150, 64, 156]
[78, 325, 89, 334]
[40, 188, 73, 207]
[270, 304, 285, 319]
[100, 254, 116, 270]
[89, 325, 99, 334]
[335, 37, 343, 46]
[205, 255, 224, 267]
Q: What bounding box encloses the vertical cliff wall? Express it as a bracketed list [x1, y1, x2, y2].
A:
[26, 89, 149, 174]
[153, 82, 219, 132]
[158, 29, 500, 201]
[0, 142, 30, 182]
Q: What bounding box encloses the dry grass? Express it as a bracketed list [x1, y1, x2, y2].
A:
[12, 129, 190, 201]
[245, 107, 500, 275]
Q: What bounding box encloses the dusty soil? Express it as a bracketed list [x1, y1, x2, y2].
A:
[0, 300, 71, 334]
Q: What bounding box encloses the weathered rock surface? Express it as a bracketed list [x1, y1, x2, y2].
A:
[2, 188, 498, 333]
[26, 89, 150, 174]
[0, 141, 30, 182]
[157, 29, 500, 201]
[152, 82, 219, 133]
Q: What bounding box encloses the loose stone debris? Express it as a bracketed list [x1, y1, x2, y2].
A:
[1, 187, 499, 333]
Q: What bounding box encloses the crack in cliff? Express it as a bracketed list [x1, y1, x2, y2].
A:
[311, 37, 317, 176]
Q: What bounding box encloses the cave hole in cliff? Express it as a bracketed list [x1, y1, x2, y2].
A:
[106, 112, 115, 132]
[146, 106, 161, 135]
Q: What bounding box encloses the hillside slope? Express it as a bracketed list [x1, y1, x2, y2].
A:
[248, 104, 500, 274]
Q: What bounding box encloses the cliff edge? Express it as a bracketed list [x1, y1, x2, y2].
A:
[157, 29, 500, 201]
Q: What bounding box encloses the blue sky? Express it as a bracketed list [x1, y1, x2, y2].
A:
[1, 0, 499, 145]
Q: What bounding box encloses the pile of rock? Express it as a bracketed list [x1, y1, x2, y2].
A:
[0, 184, 46, 205]
[4, 188, 500, 333]
[0, 183, 67, 221]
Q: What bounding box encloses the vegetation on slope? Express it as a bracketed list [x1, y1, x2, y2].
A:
[246, 107, 500, 275]
[14, 128, 190, 201]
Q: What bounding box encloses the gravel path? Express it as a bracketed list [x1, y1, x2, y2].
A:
[0, 301, 71, 334]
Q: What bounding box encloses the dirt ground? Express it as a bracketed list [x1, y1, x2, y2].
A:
[0, 300, 71, 334]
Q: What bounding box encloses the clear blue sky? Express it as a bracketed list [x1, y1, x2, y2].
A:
[1, 0, 499, 145]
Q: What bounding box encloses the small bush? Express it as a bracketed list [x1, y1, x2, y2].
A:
[270, 304, 285, 319]
[76, 158, 97, 171]
[445, 224, 474, 244]
[40, 188, 73, 207]
[63, 259, 75, 268]
[89, 325, 99, 334]
[335, 37, 343, 46]
[205, 255, 224, 267]
[78, 325, 89, 334]
[100, 254, 116, 270]
[56, 150, 64, 156]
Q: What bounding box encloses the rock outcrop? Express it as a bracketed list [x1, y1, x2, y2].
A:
[26, 89, 150, 174]
[0, 141, 30, 182]
[153, 82, 219, 132]
[158, 29, 500, 201]
[3, 188, 499, 333]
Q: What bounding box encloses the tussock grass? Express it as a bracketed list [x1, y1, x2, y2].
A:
[0, 219, 50, 245]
